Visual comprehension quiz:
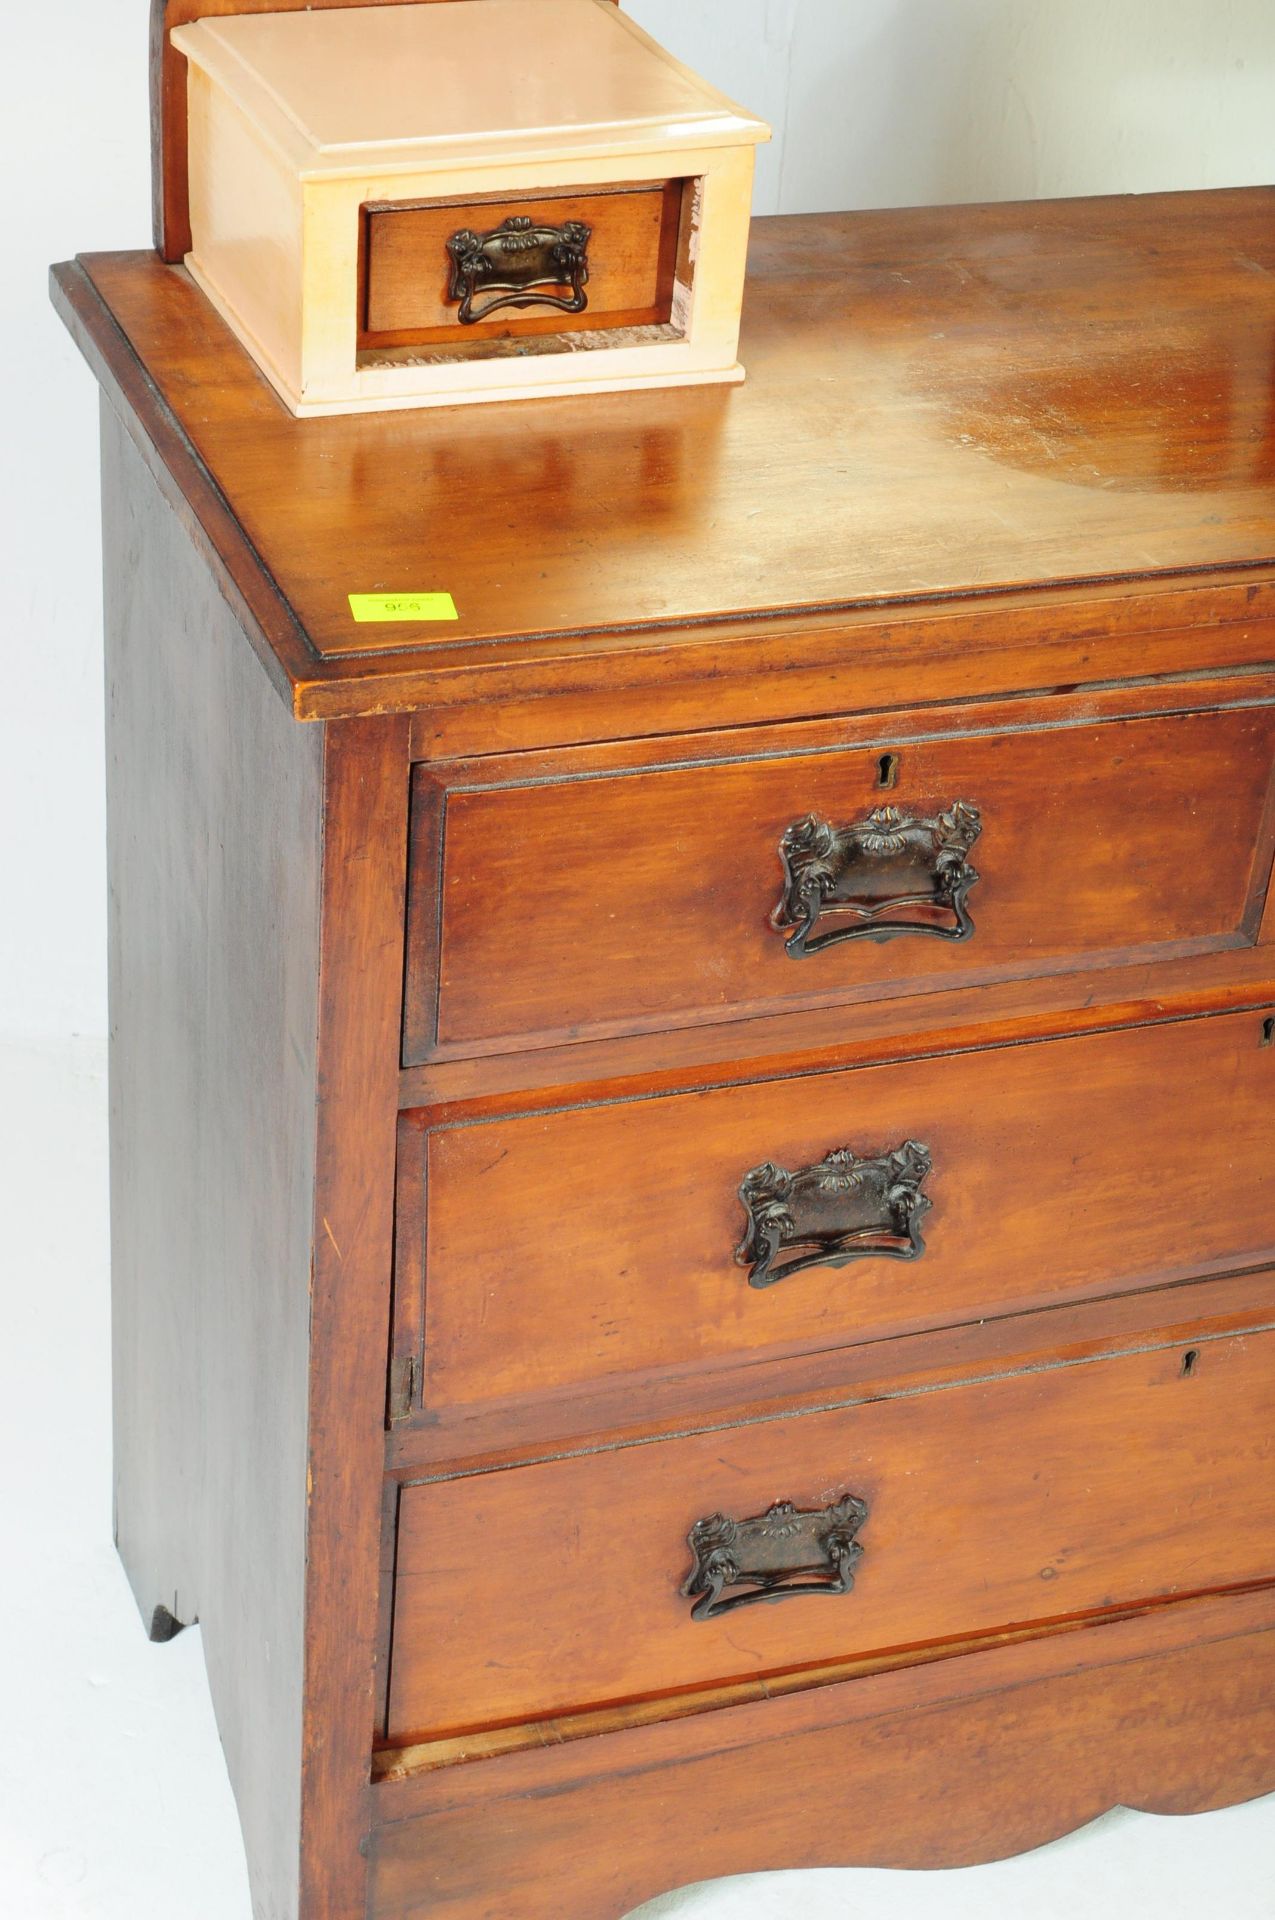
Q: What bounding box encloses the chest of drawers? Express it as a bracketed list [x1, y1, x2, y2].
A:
[54, 179, 1275, 1918]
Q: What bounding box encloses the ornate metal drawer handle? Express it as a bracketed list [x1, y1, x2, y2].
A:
[682, 1496, 869, 1621]
[772, 800, 982, 956]
[736, 1140, 932, 1289]
[446, 215, 591, 326]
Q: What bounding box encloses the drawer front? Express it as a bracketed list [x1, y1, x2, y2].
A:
[407, 702, 1275, 1061]
[401, 1008, 1275, 1414]
[361, 181, 684, 348]
[387, 1324, 1275, 1739]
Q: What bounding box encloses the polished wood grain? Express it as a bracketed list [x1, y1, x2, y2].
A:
[400, 919, 1275, 1114]
[300, 715, 412, 1918]
[374, 1611, 1146, 1781]
[370, 1595, 1275, 1918]
[375, 1591, 1275, 1782]
[385, 1264, 1275, 1481]
[406, 697, 1275, 1060]
[398, 1008, 1275, 1417]
[98, 361, 418, 1917]
[101, 402, 323, 1917]
[52, 233, 1275, 749]
[377, 1579, 1275, 1805]
[52, 186, 1275, 719]
[388, 1323, 1275, 1739]
[361, 180, 683, 347]
[151, 0, 622, 260]
[398, 599, 1275, 759]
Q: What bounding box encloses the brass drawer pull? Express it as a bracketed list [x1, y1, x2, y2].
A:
[736, 1141, 933, 1289]
[683, 1496, 869, 1621]
[446, 215, 592, 326]
[772, 800, 982, 956]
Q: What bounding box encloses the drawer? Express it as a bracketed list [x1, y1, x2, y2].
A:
[396, 1007, 1275, 1417]
[386, 1323, 1275, 1739]
[404, 700, 1275, 1062]
[360, 181, 685, 348]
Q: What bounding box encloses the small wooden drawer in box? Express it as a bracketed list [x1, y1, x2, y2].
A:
[170, 0, 769, 415]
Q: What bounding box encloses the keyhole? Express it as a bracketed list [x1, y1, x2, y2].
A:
[1261, 1016, 1274, 1048]
[877, 752, 899, 791]
[1181, 1348, 1200, 1379]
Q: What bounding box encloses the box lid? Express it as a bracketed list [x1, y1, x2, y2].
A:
[171, 0, 770, 180]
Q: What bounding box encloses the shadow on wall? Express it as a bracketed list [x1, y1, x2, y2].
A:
[640, 0, 1275, 214]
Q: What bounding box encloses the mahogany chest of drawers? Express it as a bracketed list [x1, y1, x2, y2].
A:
[56, 139, 1275, 1920]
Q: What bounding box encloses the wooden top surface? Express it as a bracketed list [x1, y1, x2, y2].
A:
[171, 0, 764, 168]
[54, 189, 1275, 720]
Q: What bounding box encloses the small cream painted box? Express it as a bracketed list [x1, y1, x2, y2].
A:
[170, 0, 771, 415]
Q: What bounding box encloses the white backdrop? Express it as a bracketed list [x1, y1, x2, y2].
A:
[2, 0, 1275, 1043]
[3, 10, 1275, 1920]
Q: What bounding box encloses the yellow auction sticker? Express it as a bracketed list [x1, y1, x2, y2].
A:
[348, 592, 458, 623]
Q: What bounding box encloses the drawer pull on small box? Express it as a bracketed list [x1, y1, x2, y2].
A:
[446, 216, 592, 326]
[736, 1141, 933, 1289]
[772, 800, 982, 956]
[682, 1495, 870, 1621]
